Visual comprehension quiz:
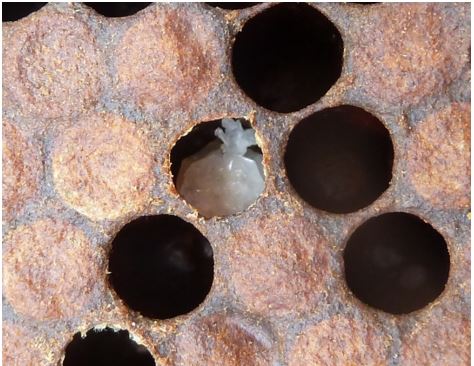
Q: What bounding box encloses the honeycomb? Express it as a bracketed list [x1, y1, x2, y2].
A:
[2, 2, 470, 365]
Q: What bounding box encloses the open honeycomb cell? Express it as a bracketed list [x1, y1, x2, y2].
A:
[2, 2, 470, 365]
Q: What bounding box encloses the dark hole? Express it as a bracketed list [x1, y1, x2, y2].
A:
[85, 3, 151, 17]
[170, 118, 258, 185]
[344, 212, 450, 314]
[206, 2, 259, 10]
[108, 215, 214, 319]
[2, 2, 46, 22]
[231, 3, 343, 113]
[63, 328, 155, 366]
[284, 105, 393, 213]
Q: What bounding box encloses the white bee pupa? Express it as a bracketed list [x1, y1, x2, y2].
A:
[177, 119, 265, 218]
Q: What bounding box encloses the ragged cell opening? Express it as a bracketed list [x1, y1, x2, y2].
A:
[343, 212, 450, 314]
[231, 3, 343, 113]
[63, 328, 155, 366]
[171, 118, 265, 218]
[85, 3, 151, 17]
[284, 105, 393, 214]
[108, 215, 214, 319]
[2, 2, 46, 22]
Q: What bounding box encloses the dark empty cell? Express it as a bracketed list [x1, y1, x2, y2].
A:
[206, 3, 259, 10]
[231, 3, 343, 113]
[63, 328, 155, 366]
[108, 215, 214, 319]
[344, 212, 450, 314]
[2, 2, 46, 22]
[284, 105, 393, 213]
[85, 3, 151, 17]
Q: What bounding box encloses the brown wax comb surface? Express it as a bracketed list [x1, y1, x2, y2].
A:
[2, 2, 470, 366]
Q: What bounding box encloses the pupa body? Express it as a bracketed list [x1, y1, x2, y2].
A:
[177, 119, 264, 217]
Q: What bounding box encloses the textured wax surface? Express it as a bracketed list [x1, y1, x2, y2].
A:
[2, 2, 470, 366]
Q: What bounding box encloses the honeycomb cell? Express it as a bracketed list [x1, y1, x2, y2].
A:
[284, 105, 393, 214]
[52, 113, 155, 221]
[354, 3, 469, 107]
[2, 9, 104, 118]
[2, 119, 41, 221]
[63, 327, 155, 366]
[3, 323, 50, 366]
[174, 119, 264, 218]
[344, 212, 450, 314]
[115, 5, 222, 115]
[174, 313, 272, 366]
[407, 102, 470, 209]
[288, 315, 389, 366]
[400, 308, 470, 366]
[232, 3, 343, 113]
[108, 215, 214, 319]
[227, 213, 329, 317]
[3, 219, 101, 321]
